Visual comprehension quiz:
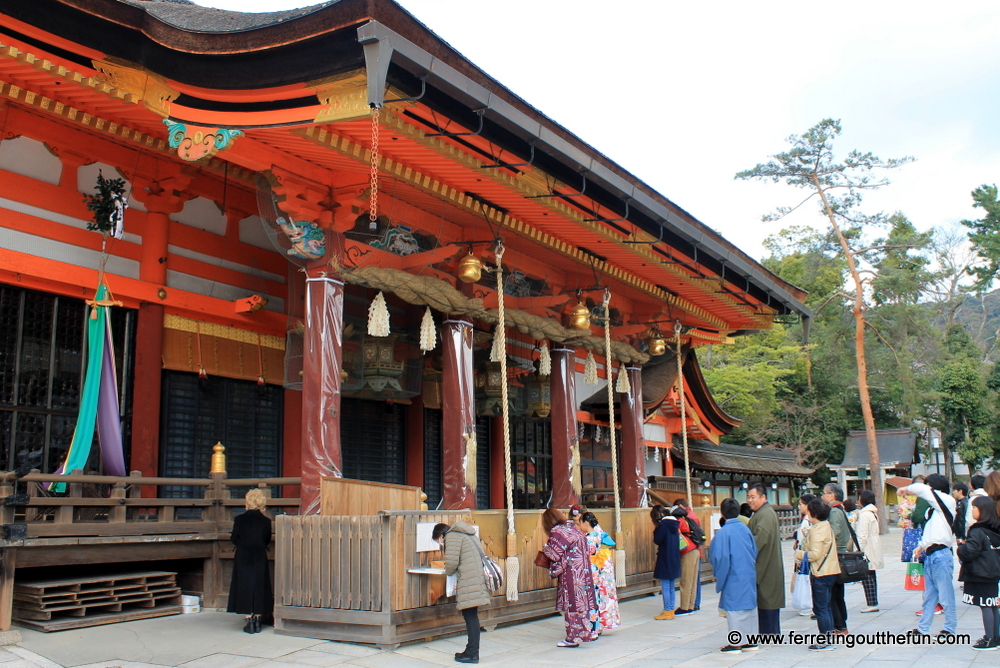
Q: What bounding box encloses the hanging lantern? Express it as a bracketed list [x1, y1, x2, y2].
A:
[648, 335, 666, 356]
[361, 335, 404, 392]
[527, 373, 551, 418]
[567, 301, 591, 330]
[475, 361, 505, 415]
[456, 251, 483, 283]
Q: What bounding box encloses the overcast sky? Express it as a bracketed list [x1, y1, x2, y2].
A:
[195, 0, 1000, 261]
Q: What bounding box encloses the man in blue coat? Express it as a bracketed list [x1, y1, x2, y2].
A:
[710, 498, 759, 654]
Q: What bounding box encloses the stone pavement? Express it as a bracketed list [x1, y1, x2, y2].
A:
[6, 528, 995, 668]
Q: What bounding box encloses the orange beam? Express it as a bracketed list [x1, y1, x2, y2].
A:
[0, 247, 286, 336]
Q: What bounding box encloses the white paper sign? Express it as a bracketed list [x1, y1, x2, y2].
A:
[416, 522, 442, 553]
[710, 512, 723, 537]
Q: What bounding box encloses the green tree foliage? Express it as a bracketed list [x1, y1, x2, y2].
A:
[935, 325, 994, 473]
[736, 119, 913, 515]
[700, 327, 804, 440]
[962, 185, 1000, 292]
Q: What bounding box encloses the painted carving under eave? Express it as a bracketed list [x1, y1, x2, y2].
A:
[163, 119, 243, 162]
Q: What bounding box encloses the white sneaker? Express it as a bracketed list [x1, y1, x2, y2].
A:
[860, 606, 879, 613]
[799, 610, 813, 616]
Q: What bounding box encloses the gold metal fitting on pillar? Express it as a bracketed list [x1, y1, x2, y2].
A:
[210, 442, 227, 474]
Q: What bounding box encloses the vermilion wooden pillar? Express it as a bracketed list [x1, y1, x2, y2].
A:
[130, 303, 163, 480]
[128, 190, 180, 485]
[299, 274, 344, 514]
[441, 319, 476, 509]
[550, 348, 579, 508]
[619, 365, 647, 507]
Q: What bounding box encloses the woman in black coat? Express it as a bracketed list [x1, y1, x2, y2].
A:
[227, 489, 273, 633]
[651, 505, 682, 620]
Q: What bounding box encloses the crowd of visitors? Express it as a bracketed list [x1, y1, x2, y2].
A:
[227, 471, 1000, 662]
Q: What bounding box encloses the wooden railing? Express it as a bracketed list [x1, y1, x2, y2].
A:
[0, 470, 302, 540]
[276, 507, 671, 614]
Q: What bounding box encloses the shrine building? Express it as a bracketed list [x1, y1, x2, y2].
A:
[0, 0, 811, 515]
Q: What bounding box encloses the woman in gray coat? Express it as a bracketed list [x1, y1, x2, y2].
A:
[436, 522, 490, 664]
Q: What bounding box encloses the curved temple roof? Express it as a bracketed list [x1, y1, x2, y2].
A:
[1, 0, 810, 328]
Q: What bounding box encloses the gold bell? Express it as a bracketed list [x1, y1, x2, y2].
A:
[456, 252, 483, 283]
[568, 301, 591, 330]
[648, 336, 666, 356]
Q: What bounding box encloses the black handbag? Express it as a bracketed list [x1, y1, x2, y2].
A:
[836, 507, 871, 584]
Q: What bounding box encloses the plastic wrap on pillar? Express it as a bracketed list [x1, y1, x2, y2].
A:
[442, 319, 476, 509]
[300, 276, 344, 515]
[550, 348, 579, 507]
[620, 365, 646, 507]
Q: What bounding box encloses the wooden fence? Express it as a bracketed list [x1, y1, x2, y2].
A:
[273, 506, 713, 647]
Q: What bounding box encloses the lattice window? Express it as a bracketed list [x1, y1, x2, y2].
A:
[341, 398, 405, 485]
[511, 417, 551, 509]
[423, 408, 442, 510]
[0, 285, 133, 473]
[160, 371, 282, 498]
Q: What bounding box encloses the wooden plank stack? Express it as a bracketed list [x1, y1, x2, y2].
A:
[12, 571, 183, 632]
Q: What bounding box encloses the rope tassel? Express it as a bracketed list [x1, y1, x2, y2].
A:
[538, 341, 551, 376]
[584, 351, 598, 385]
[614, 549, 627, 588]
[615, 363, 631, 393]
[419, 306, 436, 352]
[367, 291, 390, 337]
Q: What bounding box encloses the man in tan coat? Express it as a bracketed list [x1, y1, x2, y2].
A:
[747, 483, 785, 636]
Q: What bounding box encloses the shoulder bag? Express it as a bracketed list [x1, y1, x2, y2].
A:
[836, 507, 870, 584]
[467, 534, 504, 592]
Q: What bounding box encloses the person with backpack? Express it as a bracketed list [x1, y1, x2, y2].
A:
[673, 505, 702, 616]
[821, 483, 851, 634]
[958, 495, 1000, 650]
[675, 498, 706, 611]
[437, 522, 491, 663]
[541, 507, 599, 647]
[900, 474, 958, 638]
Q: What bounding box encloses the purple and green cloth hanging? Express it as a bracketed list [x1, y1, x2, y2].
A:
[49, 284, 125, 492]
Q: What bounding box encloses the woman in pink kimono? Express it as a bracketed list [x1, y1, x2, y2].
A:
[542, 507, 599, 647]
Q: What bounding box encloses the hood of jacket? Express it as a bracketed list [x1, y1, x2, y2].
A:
[449, 521, 477, 536]
[970, 522, 1000, 542]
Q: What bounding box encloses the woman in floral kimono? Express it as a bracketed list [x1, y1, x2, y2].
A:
[577, 511, 621, 632]
[542, 507, 599, 647]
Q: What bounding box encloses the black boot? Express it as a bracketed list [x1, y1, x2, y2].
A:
[243, 618, 254, 634]
[253, 615, 262, 633]
[455, 654, 478, 664]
